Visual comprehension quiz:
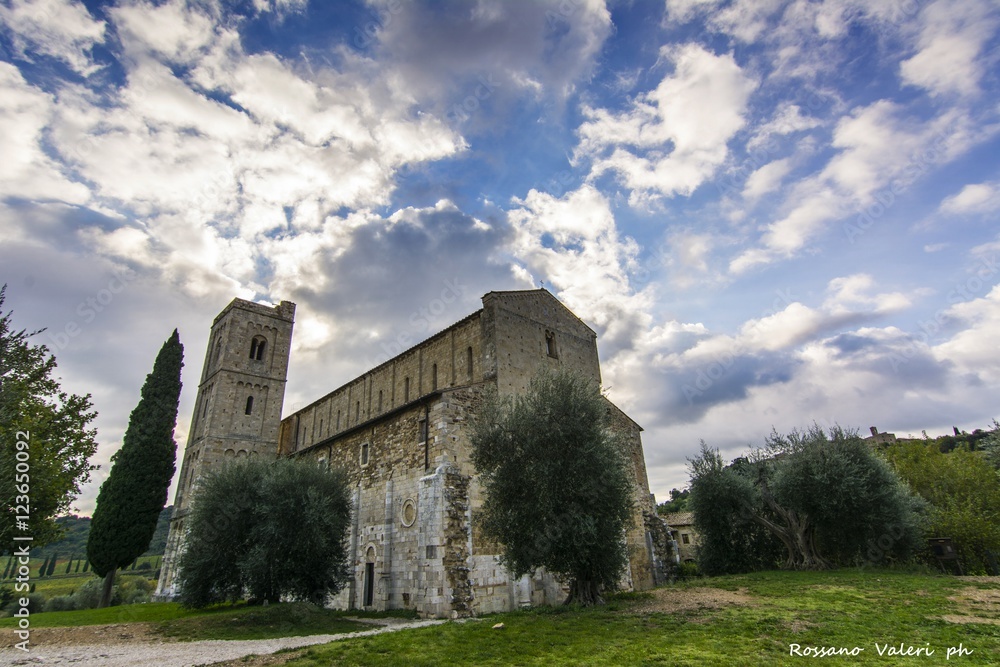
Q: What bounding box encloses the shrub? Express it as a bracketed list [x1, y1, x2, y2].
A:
[677, 561, 701, 580]
[3, 593, 45, 616]
[44, 595, 76, 612]
[72, 578, 111, 610]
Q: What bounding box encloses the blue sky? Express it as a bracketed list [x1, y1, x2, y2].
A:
[2, 0, 999, 514]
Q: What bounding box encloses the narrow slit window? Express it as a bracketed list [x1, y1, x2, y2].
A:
[378, 390, 383, 412]
[431, 363, 438, 390]
[356, 400, 360, 422]
[466, 347, 474, 382]
[244, 395, 254, 415]
[360, 442, 370, 466]
[545, 331, 558, 358]
[404, 377, 410, 402]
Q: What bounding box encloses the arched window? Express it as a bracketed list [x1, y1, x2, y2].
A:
[244, 395, 254, 415]
[249, 336, 267, 361]
[545, 331, 558, 358]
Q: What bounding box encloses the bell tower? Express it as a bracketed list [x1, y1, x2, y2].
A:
[155, 298, 295, 599]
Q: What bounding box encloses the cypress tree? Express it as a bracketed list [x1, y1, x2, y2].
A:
[87, 330, 183, 607]
[65, 558, 73, 574]
[83, 560, 89, 573]
[75, 559, 81, 573]
[3, 556, 12, 579]
[38, 556, 49, 578]
[46, 553, 58, 577]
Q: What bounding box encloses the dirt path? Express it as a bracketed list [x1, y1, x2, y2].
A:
[0, 618, 446, 667]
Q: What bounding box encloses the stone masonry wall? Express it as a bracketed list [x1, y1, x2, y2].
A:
[280, 313, 483, 455]
[484, 290, 601, 397]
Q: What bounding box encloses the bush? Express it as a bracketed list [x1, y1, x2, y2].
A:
[677, 561, 701, 580]
[0, 585, 13, 609]
[72, 578, 110, 610]
[118, 576, 153, 605]
[3, 593, 45, 616]
[44, 595, 76, 612]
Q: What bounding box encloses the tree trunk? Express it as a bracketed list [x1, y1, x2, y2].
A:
[564, 579, 604, 606]
[98, 569, 116, 608]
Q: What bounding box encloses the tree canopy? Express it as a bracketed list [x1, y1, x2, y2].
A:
[177, 457, 353, 608]
[689, 425, 923, 574]
[88, 329, 183, 606]
[884, 439, 1000, 575]
[657, 488, 690, 515]
[470, 369, 635, 606]
[0, 285, 99, 550]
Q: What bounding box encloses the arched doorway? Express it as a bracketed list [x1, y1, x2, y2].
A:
[363, 545, 376, 608]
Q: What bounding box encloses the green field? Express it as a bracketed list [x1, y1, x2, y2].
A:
[0, 555, 161, 602]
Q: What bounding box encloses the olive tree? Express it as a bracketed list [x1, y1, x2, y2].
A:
[470, 369, 635, 606]
[177, 457, 352, 607]
[690, 425, 922, 572]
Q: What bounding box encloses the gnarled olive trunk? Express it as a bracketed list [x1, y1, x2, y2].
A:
[564, 579, 604, 606]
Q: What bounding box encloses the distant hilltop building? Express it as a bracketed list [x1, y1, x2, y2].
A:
[864, 426, 897, 445]
[156, 289, 672, 617]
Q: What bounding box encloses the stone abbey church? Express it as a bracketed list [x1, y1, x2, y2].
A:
[156, 289, 671, 617]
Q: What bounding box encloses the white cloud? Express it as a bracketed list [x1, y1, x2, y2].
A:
[708, 0, 786, 42]
[731, 101, 976, 273]
[933, 284, 1000, 384]
[5, 1, 466, 302]
[0, 0, 105, 75]
[662, 230, 720, 289]
[577, 44, 757, 205]
[111, 0, 216, 64]
[899, 0, 999, 97]
[939, 181, 1000, 215]
[0, 64, 90, 212]
[368, 0, 613, 110]
[823, 273, 912, 315]
[507, 185, 652, 352]
[743, 158, 792, 200]
[747, 103, 822, 150]
[664, 0, 722, 23]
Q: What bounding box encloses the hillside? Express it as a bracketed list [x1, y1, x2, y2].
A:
[29, 506, 172, 560]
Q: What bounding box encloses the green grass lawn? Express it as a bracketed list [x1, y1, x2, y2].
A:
[276, 569, 1000, 666]
[0, 599, 415, 641]
[4, 569, 999, 661]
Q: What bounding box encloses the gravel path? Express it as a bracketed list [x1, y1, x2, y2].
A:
[0, 618, 446, 667]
